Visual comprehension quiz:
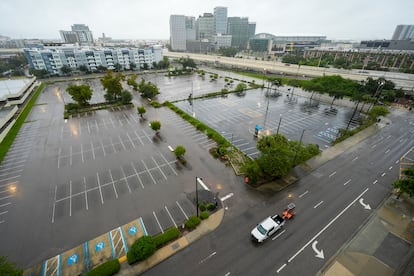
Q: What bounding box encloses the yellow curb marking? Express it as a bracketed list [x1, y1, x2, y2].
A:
[118, 255, 127, 263]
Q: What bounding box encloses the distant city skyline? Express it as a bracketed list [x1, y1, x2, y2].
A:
[1, 0, 413, 41]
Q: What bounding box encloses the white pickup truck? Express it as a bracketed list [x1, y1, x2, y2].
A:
[251, 214, 285, 243]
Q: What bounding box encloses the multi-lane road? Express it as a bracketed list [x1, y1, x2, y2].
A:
[144, 108, 414, 275]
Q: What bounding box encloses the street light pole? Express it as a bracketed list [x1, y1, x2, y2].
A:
[276, 114, 283, 135]
[293, 129, 305, 165]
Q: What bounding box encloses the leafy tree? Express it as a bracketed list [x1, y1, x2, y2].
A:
[130, 62, 137, 71]
[218, 47, 238, 57]
[0, 256, 23, 276]
[29, 68, 48, 78]
[174, 145, 186, 159]
[394, 178, 414, 198]
[157, 56, 170, 69]
[149, 120, 161, 134]
[127, 74, 138, 91]
[101, 71, 124, 103]
[368, 106, 389, 120]
[142, 63, 149, 70]
[60, 65, 71, 75]
[114, 63, 122, 72]
[178, 57, 196, 69]
[120, 90, 132, 104]
[138, 79, 159, 99]
[79, 64, 89, 73]
[235, 83, 247, 92]
[66, 84, 93, 106]
[137, 106, 146, 118]
[96, 65, 107, 72]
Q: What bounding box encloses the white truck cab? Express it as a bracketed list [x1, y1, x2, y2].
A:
[251, 214, 285, 243]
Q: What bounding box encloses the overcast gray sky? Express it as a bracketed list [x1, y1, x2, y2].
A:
[1, 0, 412, 41]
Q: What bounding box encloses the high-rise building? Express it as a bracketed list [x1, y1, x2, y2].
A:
[214, 7, 228, 35]
[392, 25, 414, 40]
[197, 13, 215, 41]
[59, 24, 94, 45]
[227, 17, 256, 49]
[169, 15, 196, 51]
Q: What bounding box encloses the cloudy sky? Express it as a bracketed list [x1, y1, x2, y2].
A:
[1, 0, 412, 41]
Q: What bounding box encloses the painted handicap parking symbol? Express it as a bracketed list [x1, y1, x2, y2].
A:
[67, 254, 78, 265]
[129, 226, 138, 235]
[95, 241, 104, 252]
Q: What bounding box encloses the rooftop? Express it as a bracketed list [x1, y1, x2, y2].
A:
[0, 78, 32, 101]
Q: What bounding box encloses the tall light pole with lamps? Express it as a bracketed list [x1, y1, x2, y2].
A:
[276, 114, 283, 135]
[195, 176, 202, 217]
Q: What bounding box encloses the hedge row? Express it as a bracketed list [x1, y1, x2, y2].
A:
[84, 259, 120, 276]
[127, 236, 156, 265]
[153, 227, 180, 248]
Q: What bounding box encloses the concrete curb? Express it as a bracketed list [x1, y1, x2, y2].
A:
[118, 208, 225, 275]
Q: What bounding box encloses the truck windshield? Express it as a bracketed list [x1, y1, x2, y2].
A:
[257, 224, 267, 235]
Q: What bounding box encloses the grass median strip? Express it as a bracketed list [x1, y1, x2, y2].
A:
[0, 83, 45, 163]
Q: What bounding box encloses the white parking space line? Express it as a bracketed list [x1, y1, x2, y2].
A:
[2, 156, 27, 163]
[165, 206, 178, 228]
[120, 167, 132, 193]
[0, 195, 13, 201]
[118, 118, 123, 126]
[110, 137, 117, 152]
[0, 169, 22, 178]
[0, 175, 20, 183]
[0, 202, 11, 208]
[51, 185, 57, 223]
[142, 160, 157, 184]
[153, 211, 164, 233]
[126, 133, 136, 149]
[100, 140, 106, 156]
[110, 117, 116, 128]
[159, 153, 178, 176]
[176, 201, 189, 220]
[131, 162, 145, 189]
[70, 145, 73, 166]
[0, 210, 8, 216]
[57, 147, 61, 168]
[133, 130, 145, 146]
[69, 181, 72, 217]
[84, 177, 88, 210]
[7, 147, 31, 155]
[87, 121, 91, 133]
[95, 120, 99, 131]
[352, 156, 359, 162]
[242, 146, 257, 151]
[220, 193, 234, 201]
[142, 129, 153, 143]
[80, 144, 84, 163]
[108, 169, 119, 199]
[118, 136, 127, 151]
[236, 142, 250, 147]
[152, 157, 167, 180]
[90, 141, 96, 159]
[96, 172, 104, 204]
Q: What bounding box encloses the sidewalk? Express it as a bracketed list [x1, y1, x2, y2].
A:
[118, 208, 224, 275]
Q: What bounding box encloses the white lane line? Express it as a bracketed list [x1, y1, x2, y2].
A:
[120, 167, 132, 193]
[277, 263, 287, 274]
[225, 272, 231, 276]
[272, 229, 286, 241]
[134, 130, 145, 146]
[385, 149, 390, 154]
[344, 179, 352, 186]
[119, 135, 127, 151]
[51, 185, 57, 223]
[142, 129, 153, 143]
[381, 172, 386, 177]
[126, 133, 136, 149]
[372, 144, 377, 148]
[84, 177, 88, 210]
[110, 137, 117, 153]
[57, 147, 61, 168]
[142, 160, 156, 184]
[352, 156, 359, 162]
[395, 160, 399, 164]
[131, 162, 145, 189]
[197, 178, 210, 191]
[299, 190, 309, 198]
[87, 121, 91, 133]
[95, 119, 99, 131]
[152, 157, 167, 180]
[100, 140, 106, 156]
[329, 171, 336, 177]
[153, 211, 164, 233]
[313, 201, 324, 209]
[389, 166, 393, 170]
[199, 252, 217, 264]
[69, 180, 72, 217]
[176, 201, 189, 220]
[373, 180, 378, 185]
[287, 188, 369, 263]
[108, 169, 119, 199]
[96, 172, 104, 204]
[220, 193, 234, 201]
[165, 206, 178, 228]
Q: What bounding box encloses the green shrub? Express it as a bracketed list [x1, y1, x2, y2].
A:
[65, 102, 80, 113]
[127, 236, 156, 265]
[84, 259, 120, 276]
[199, 203, 206, 212]
[153, 227, 180, 248]
[207, 203, 216, 211]
[200, 211, 209, 220]
[150, 101, 161, 108]
[185, 215, 201, 230]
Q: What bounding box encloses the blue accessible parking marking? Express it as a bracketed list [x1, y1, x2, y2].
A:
[95, 241, 104, 252]
[67, 253, 78, 265]
[129, 225, 138, 235]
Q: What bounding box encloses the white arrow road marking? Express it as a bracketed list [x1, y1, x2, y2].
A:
[312, 240, 324, 259]
[287, 188, 369, 264]
[359, 198, 371, 210]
